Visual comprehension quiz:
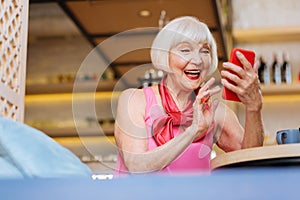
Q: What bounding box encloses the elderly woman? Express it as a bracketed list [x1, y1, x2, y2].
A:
[114, 16, 264, 176]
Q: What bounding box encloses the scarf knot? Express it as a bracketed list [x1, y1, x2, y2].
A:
[168, 111, 190, 125]
[152, 77, 200, 146]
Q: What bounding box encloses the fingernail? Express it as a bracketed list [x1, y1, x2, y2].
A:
[223, 62, 229, 67]
[236, 51, 242, 56]
[201, 96, 209, 104]
[221, 79, 225, 85]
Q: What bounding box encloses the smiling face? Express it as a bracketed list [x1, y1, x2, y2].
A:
[151, 16, 218, 78]
[168, 41, 212, 91]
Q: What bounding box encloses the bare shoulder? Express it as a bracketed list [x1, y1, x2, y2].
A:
[118, 88, 146, 107]
[115, 88, 148, 139]
[117, 88, 147, 120]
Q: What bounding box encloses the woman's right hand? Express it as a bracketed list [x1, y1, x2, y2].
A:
[191, 77, 220, 140]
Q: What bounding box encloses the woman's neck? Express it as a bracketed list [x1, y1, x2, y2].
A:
[165, 76, 193, 110]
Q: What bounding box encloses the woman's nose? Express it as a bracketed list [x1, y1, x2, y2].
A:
[190, 52, 202, 65]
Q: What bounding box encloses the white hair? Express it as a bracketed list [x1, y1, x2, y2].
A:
[151, 16, 218, 75]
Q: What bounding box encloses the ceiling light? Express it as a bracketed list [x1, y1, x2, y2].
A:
[139, 9, 151, 17]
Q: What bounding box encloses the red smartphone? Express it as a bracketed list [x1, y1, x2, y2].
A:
[222, 48, 256, 102]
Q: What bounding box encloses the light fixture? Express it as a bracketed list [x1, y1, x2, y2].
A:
[138, 9, 151, 17]
[159, 10, 169, 29]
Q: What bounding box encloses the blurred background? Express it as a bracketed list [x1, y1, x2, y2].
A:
[25, 0, 300, 177]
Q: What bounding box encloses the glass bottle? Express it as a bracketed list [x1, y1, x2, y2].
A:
[258, 56, 267, 84]
[258, 56, 264, 83]
[271, 53, 281, 84]
[282, 52, 292, 84]
[261, 56, 270, 85]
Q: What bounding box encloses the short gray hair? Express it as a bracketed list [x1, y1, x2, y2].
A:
[151, 16, 218, 75]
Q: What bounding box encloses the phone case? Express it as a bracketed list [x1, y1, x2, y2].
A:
[222, 48, 255, 102]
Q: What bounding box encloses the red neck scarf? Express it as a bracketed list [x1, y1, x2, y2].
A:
[152, 77, 202, 146]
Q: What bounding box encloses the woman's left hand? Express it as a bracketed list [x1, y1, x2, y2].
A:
[221, 51, 263, 112]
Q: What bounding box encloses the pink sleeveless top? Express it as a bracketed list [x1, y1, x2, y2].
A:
[114, 87, 214, 177]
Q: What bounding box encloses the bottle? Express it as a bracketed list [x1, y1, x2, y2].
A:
[271, 53, 281, 84]
[282, 52, 292, 84]
[143, 70, 150, 88]
[261, 56, 270, 85]
[258, 56, 266, 84]
[258, 56, 264, 83]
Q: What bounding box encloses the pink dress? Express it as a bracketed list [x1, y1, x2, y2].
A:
[114, 87, 214, 177]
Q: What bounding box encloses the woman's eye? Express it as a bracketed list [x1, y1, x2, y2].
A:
[200, 49, 210, 54]
[180, 49, 191, 53]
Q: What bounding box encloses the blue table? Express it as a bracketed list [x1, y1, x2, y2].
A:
[0, 168, 299, 200]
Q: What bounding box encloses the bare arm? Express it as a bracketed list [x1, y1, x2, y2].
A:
[218, 50, 264, 151]
[243, 107, 264, 148]
[115, 80, 220, 174]
[114, 88, 195, 173]
[214, 102, 264, 152]
[214, 102, 244, 152]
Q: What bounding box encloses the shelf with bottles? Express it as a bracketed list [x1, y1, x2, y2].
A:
[25, 91, 120, 103]
[25, 79, 120, 94]
[26, 118, 115, 137]
[53, 136, 117, 169]
[25, 116, 116, 137]
[35, 125, 114, 137]
[25, 68, 120, 94]
[260, 83, 300, 96]
[256, 50, 300, 96]
[25, 91, 118, 137]
[232, 26, 300, 43]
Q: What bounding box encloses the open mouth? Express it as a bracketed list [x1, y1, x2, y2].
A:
[184, 69, 201, 80]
